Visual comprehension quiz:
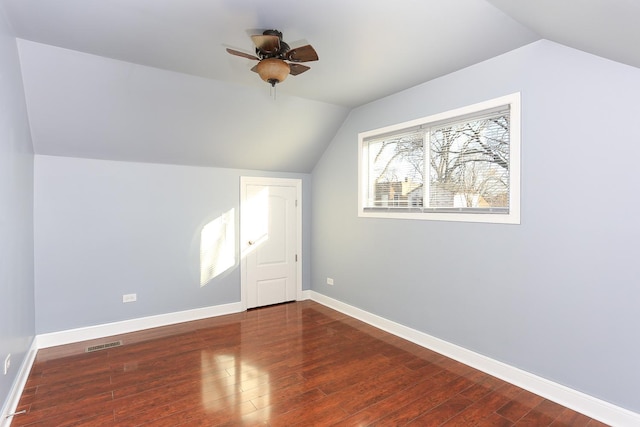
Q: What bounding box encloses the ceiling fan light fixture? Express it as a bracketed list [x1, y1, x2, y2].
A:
[256, 58, 290, 87]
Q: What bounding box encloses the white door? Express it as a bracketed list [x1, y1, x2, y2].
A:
[240, 177, 301, 309]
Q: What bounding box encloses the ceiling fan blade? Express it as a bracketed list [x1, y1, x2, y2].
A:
[286, 45, 318, 62]
[289, 63, 310, 76]
[226, 48, 258, 60]
[251, 35, 280, 53]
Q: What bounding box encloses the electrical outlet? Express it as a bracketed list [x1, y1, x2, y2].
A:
[122, 293, 137, 303]
[327, 277, 334, 286]
[3, 354, 10, 375]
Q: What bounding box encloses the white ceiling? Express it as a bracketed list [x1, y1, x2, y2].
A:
[2, 0, 639, 172]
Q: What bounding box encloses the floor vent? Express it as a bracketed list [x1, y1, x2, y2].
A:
[85, 340, 123, 353]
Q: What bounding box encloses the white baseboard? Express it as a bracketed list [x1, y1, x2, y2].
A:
[37, 301, 244, 349]
[309, 291, 640, 427]
[1, 338, 38, 427]
[28, 294, 310, 351]
[300, 289, 311, 300]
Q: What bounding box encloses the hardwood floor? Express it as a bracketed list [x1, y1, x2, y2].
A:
[12, 301, 608, 426]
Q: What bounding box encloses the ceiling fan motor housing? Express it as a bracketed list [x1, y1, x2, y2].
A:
[255, 29, 290, 59]
[262, 29, 282, 37]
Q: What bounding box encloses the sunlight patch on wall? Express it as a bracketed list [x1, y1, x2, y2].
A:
[200, 208, 235, 286]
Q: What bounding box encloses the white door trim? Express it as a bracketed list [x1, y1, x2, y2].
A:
[240, 176, 302, 311]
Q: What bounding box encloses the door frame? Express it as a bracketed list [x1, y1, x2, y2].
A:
[240, 176, 302, 311]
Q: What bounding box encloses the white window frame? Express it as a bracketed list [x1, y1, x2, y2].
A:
[358, 93, 520, 224]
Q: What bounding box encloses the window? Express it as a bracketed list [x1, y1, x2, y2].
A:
[358, 93, 520, 224]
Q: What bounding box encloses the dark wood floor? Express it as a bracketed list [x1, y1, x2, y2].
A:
[12, 301, 608, 426]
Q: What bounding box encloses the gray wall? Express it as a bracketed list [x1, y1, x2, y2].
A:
[17, 39, 349, 174]
[34, 155, 311, 333]
[311, 40, 640, 413]
[0, 4, 35, 415]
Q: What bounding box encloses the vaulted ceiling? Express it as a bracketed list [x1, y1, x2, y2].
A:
[3, 0, 639, 172]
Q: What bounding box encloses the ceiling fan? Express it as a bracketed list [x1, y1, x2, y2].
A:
[226, 29, 319, 87]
